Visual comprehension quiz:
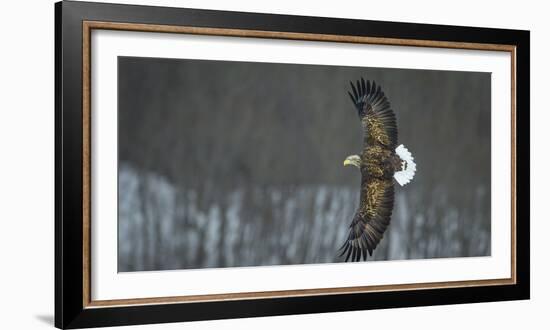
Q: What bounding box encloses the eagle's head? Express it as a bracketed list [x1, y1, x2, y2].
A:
[343, 155, 361, 168]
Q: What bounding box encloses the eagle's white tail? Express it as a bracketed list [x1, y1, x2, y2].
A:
[394, 144, 416, 186]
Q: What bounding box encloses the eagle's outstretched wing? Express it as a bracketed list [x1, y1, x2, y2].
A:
[340, 177, 394, 261]
[348, 78, 397, 150]
[341, 79, 397, 261]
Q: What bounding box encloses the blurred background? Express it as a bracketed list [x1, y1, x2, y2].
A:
[117, 56, 491, 272]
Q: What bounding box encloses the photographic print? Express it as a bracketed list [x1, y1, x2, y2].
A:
[117, 57, 491, 272]
[56, 3, 528, 327]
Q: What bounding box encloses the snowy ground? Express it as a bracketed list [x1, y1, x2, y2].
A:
[118, 163, 490, 272]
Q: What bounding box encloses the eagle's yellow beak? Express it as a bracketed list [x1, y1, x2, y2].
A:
[343, 159, 353, 166]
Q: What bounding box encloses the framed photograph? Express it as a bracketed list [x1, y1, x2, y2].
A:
[55, 1, 530, 328]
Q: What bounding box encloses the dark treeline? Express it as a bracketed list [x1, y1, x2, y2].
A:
[118, 57, 491, 271]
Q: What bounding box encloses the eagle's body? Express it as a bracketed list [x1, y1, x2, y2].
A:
[341, 79, 416, 262]
[362, 145, 402, 180]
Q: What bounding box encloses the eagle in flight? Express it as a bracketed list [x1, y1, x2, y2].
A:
[340, 79, 416, 262]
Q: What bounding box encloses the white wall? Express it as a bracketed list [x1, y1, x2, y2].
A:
[0, 0, 545, 329]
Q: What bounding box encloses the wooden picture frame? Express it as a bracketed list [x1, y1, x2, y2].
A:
[55, 1, 530, 328]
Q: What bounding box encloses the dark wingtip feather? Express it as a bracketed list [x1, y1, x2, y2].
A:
[339, 240, 370, 263]
[338, 240, 349, 257]
[349, 81, 358, 101]
[345, 245, 352, 262]
[347, 92, 355, 104]
[348, 77, 380, 106]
